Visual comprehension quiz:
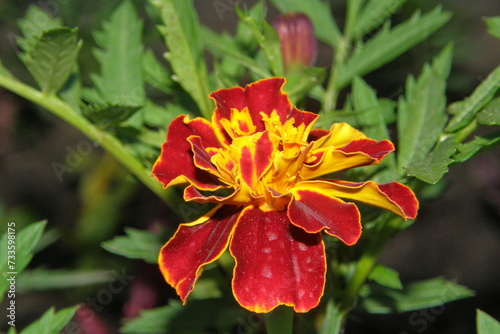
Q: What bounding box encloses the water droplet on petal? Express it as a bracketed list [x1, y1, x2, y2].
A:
[266, 231, 277, 241]
[262, 247, 272, 254]
[262, 266, 273, 278]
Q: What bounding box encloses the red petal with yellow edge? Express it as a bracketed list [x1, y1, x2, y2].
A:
[288, 189, 362, 245]
[184, 184, 257, 205]
[294, 180, 419, 219]
[240, 131, 274, 189]
[187, 136, 219, 175]
[230, 207, 326, 313]
[338, 139, 394, 161]
[152, 115, 222, 190]
[311, 123, 366, 149]
[159, 205, 241, 302]
[301, 148, 379, 180]
[210, 78, 317, 133]
[302, 139, 395, 180]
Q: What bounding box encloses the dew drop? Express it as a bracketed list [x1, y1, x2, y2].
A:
[266, 231, 278, 241]
[262, 247, 272, 254]
[262, 266, 273, 278]
[298, 243, 307, 251]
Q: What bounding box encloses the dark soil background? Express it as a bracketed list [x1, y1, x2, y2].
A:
[0, 0, 499, 333]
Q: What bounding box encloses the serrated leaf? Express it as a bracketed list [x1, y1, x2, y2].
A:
[90, 0, 145, 107]
[337, 7, 451, 89]
[269, 0, 341, 47]
[406, 136, 457, 184]
[0, 221, 46, 301]
[357, 277, 474, 314]
[237, 7, 284, 76]
[353, 0, 408, 38]
[21, 28, 81, 94]
[446, 66, 500, 132]
[151, 0, 212, 118]
[101, 228, 165, 263]
[83, 104, 141, 125]
[485, 16, 500, 39]
[453, 134, 500, 163]
[21, 306, 78, 334]
[368, 265, 403, 290]
[477, 309, 500, 334]
[17, 5, 62, 53]
[143, 49, 173, 94]
[477, 97, 500, 125]
[397, 45, 453, 174]
[17, 269, 114, 293]
[121, 298, 246, 334]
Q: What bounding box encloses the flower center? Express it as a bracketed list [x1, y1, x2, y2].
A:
[211, 109, 314, 211]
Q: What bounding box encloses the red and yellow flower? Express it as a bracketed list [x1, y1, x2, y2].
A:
[152, 78, 418, 313]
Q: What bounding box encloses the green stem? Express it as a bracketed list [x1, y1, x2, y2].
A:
[0, 73, 178, 212]
[264, 306, 294, 334]
[340, 217, 400, 313]
[319, 299, 345, 334]
[323, 37, 350, 114]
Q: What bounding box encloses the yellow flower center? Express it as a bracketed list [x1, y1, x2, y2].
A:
[210, 109, 316, 211]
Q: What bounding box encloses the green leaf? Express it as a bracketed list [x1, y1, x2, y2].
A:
[83, 103, 141, 125]
[101, 227, 165, 263]
[368, 265, 403, 290]
[17, 269, 114, 293]
[121, 298, 246, 334]
[285, 67, 327, 104]
[269, 0, 341, 47]
[0, 221, 46, 300]
[237, 7, 284, 76]
[406, 136, 457, 184]
[453, 133, 500, 163]
[151, 0, 212, 118]
[337, 7, 451, 89]
[357, 277, 474, 314]
[477, 309, 500, 334]
[485, 16, 500, 39]
[397, 44, 453, 174]
[143, 49, 174, 94]
[90, 0, 144, 107]
[20, 28, 81, 95]
[17, 5, 63, 53]
[21, 306, 78, 334]
[351, 77, 397, 182]
[353, 0, 408, 38]
[477, 97, 500, 125]
[446, 65, 500, 132]
[202, 27, 272, 79]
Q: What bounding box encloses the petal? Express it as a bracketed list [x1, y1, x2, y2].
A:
[311, 122, 366, 149]
[294, 180, 419, 219]
[152, 115, 222, 190]
[301, 148, 378, 180]
[338, 138, 394, 161]
[159, 205, 241, 301]
[210, 78, 317, 134]
[184, 184, 257, 205]
[288, 188, 362, 245]
[301, 139, 395, 180]
[239, 131, 274, 190]
[230, 207, 326, 313]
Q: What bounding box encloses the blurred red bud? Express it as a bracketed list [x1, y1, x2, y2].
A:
[272, 12, 318, 71]
[75, 305, 113, 334]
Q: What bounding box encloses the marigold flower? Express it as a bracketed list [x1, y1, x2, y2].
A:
[152, 78, 418, 313]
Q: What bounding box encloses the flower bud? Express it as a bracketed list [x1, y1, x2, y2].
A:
[272, 13, 318, 72]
